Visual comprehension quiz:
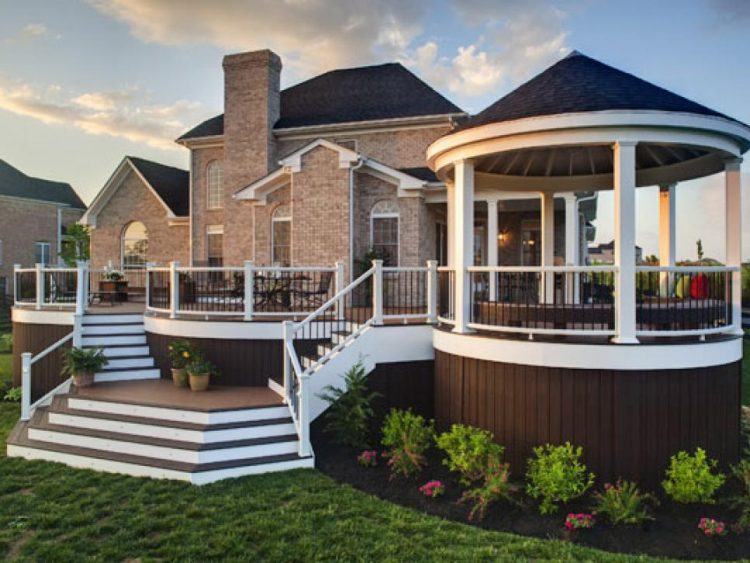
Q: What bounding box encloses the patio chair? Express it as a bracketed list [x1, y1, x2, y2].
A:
[294, 271, 333, 310]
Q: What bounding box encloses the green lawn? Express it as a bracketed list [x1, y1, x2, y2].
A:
[0, 335, 745, 560]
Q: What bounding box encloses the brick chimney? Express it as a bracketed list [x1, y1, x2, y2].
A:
[221, 49, 281, 264]
[223, 49, 281, 185]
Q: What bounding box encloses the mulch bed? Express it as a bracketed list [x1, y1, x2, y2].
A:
[313, 430, 750, 560]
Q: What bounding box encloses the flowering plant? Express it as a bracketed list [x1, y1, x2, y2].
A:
[564, 513, 595, 531]
[698, 517, 727, 537]
[103, 269, 125, 281]
[357, 450, 379, 468]
[419, 480, 445, 498]
[168, 340, 198, 369]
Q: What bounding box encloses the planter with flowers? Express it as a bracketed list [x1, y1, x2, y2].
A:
[62, 346, 108, 388]
[101, 269, 128, 301]
[168, 340, 196, 387]
[186, 355, 218, 392]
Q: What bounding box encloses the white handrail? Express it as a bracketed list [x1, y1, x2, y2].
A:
[21, 330, 74, 421]
[468, 265, 617, 273]
[635, 265, 738, 273]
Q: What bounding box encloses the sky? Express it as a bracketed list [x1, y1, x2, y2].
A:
[0, 0, 748, 261]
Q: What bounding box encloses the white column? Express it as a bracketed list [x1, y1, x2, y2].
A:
[75, 260, 87, 316]
[21, 352, 32, 421]
[426, 259, 438, 324]
[541, 192, 555, 303]
[612, 141, 639, 344]
[658, 183, 676, 296]
[453, 159, 474, 333]
[372, 259, 384, 325]
[243, 260, 254, 321]
[35, 262, 44, 310]
[725, 158, 743, 335]
[563, 193, 580, 303]
[446, 181, 455, 268]
[169, 261, 179, 319]
[487, 198, 499, 301]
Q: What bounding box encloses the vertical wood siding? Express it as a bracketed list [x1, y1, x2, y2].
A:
[434, 350, 741, 488]
[12, 322, 72, 402]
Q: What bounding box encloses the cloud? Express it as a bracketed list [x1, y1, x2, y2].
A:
[21, 23, 48, 38]
[89, 0, 571, 100]
[5, 22, 60, 44]
[0, 78, 208, 151]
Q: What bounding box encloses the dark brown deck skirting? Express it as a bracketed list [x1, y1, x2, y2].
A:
[434, 350, 741, 489]
[12, 321, 72, 400]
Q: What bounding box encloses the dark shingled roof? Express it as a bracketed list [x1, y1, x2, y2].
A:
[399, 167, 439, 183]
[0, 159, 85, 208]
[459, 51, 734, 131]
[127, 157, 189, 217]
[179, 62, 462, 140]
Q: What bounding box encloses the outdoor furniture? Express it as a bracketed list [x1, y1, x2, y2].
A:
[292, 272, 331, 310]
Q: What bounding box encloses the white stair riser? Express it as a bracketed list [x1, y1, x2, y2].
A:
[99, 346, 150, 357]
[67, 398, 291, 425]
[105, 357, 154, 370]
[82, 314, 143, 324]
[94, 369, 161, 383]
[83, 335, 147, 346]
[316, 344, 333, 357]
[28, 428, 298, 464]
[7, 444, 314, 484]
[48, 412, 296, 443]
[82, 324, 145, 336]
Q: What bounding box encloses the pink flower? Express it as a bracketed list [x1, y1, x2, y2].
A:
[698, 517, 727, 537]
[419, 480, 445, 498]
[357, 450, 378, 467]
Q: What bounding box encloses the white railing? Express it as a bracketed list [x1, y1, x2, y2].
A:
[14, 264, 80, 310]
[20, 327, 76, 421]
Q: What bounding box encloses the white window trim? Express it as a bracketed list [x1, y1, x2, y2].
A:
[206, 161, 223, 210]
[206, 225, 224, 265]
[369, 208, 400, 267]
[121, 222, 148, 270]
[34, 241, 51, 266]
[271, 208, 292, 266]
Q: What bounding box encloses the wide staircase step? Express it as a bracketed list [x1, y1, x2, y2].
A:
[6, 389, 313, 484]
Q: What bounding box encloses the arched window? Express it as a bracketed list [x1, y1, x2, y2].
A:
[370, 200, 399, 266]
[271, 204, 291, 266]
[207, 161, 223, 209]
[122, 221, 148, 269]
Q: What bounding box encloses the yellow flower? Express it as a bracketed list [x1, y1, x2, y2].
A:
[182, 351, 190, 358]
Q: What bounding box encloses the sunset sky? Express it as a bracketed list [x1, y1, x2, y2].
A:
[0, 0, 748, 260]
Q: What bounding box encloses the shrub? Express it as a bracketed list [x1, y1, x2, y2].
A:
[592, 479, 657, 526]
[525, 442, 595, 515]
[3, 386, 22, 402]
[357, 450, 378, 468]
[185, 355, 218, 377]
[0, 333, 11, 353]
[381, 408, 434, 478]
[436, 424, 504, 486]
[662, 448, 725, 504]
[698, 517, 727, 537]
[459, 457, 515, 521]
[419, 480, 445, 498]
[168, 340, 197, 369]
[319, 362, 380, 448]
[61, 347, 108, 376]
[564, 513, 595, 531]
[728, 457, 750, 529]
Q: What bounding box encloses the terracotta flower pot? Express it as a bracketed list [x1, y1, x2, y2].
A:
[189, 372, 210, 391]
[171, 368, 188, 387]
[73, 371, 95, 388]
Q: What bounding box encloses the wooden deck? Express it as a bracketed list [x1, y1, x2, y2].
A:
[73, 380, 283, 411]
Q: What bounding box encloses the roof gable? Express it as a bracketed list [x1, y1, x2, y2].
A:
[460, 51, 736, 131]
[127, 157, 189, 216]
[179, 62, 463, 140]
[0, 159, 85, 208]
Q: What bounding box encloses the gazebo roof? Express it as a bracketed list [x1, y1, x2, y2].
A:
[458, 51, 739, 132]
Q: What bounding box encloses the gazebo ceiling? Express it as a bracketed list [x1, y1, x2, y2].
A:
[427, 51, 750, 191]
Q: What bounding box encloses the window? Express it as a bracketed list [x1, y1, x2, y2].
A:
[207, 161, 223, 209]
[207, 225, 224, 267]
[34, 242, 50, 265]
[370, 200, 399, 266]
[122, 221, 148, 269]
[435, 223, 447, 266]
[271, 204, 291, 266]
[521, 220, 540, 266]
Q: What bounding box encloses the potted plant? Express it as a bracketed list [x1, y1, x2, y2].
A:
[167, 340, 196, 387]
[185, 355, 217, 392]
[62, 347, 108, 388]
[101, 269, 128, 301]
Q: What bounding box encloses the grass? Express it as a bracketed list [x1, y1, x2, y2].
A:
[0, 332, 744, 560]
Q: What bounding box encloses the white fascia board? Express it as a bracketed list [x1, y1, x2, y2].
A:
[233, 167, 291, 202]
[80, 158, 132, 227]
[280, 138, 360, 172]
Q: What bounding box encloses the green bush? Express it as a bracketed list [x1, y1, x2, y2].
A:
[459, 457, 515, 521]
[525, 442, 595, 514]
[0, 333, 11, 354]
[3, 386, 21, 402]
[62, 347, 108, 376]
[729, 457, 750, 530]
[381, 409, 434, 478]
[318, 361, 380, 448]
[592, 479, 657, 526]
[168, 340, 198, 369]
[437, 424, 505, 486]
[662, 448, 725, 504]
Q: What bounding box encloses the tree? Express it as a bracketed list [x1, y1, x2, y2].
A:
[60, 224, 90, 266]
[696, 239, 704, 261]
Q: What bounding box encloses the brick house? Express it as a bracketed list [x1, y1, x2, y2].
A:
[83, 49, 596, 279]
[0, 159, 85, 296]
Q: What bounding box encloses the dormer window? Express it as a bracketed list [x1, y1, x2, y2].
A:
[207, 161, 223, 209]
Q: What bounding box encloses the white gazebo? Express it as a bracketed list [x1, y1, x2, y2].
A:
[428, 51, 749, 344]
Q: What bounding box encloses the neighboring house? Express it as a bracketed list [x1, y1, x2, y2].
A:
[0, 159, 85, 296]
[588, 240, 643, 264]
[82, 50, 595, 275]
